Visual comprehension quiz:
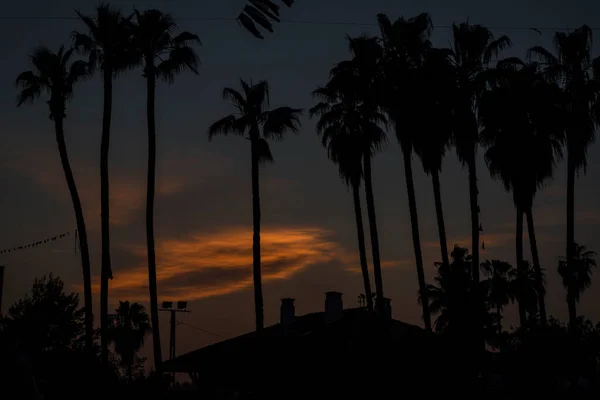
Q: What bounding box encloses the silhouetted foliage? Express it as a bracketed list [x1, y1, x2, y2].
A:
[559, 242, 597, 307]
[237, 0, 295, 39]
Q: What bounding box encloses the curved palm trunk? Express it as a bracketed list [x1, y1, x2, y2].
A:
[145, 69, 163, 372]
[526, 207, 547, 326]
[100, 66, 114, 367]
[566, 153, 577, 328]
[250, 129, 264, 330]
[351, 181, 373, 311]
[363, 152, 385, 314]
[401, 145, 431, 331]
[54, 116, 94, 353]
[431, 170, 450, 270]
[516, 207, 527, 328]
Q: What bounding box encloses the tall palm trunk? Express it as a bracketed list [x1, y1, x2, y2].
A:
[401, 145, 431, 331]
[351, 181, 373, 311]
[526, 207, 547, 326]
[54, 116, 94, 353]
[145, 65, 163, 372]
[431, 170, 450, 270]
[516, 207, 527, 328]
[566, 152, 577, 328]
[363, 152, 385, 314]
[100, 66, 114, 367]
[467, 155, 480, 283]
[250, 127, 264, 330]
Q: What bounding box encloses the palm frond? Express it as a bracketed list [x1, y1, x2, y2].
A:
[262, 107, 302, 140]
[156, 46, 200, 84]
[483, 35, 512, 64]
[256, 137, 274, 164]
[173, 31, 201, 47]
[208, 115, 244, 140]
[223, 87, 247, 111]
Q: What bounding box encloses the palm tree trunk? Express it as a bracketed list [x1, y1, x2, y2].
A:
[351, 181, 373, 311]
[363, 152, 385, 314]
[402, 146, 431, 331]
[250, 128, 264, 330]
[145, 70, 163, 372]
[467, 156, 480, 283]
[100, 66, 114, 367]
[431, 170, 450, 270]
[566, 153, 577, 328]
[54, 116, 94, 353]
[516, 207, 527, 328]
[526, 207, 547, 326]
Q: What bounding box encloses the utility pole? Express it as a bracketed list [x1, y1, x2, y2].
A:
[159, 301, 190, 383]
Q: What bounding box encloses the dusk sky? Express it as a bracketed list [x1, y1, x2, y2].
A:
[2, 0, 600, 361]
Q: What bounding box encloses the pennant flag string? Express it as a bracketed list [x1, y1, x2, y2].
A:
[0, 229, 75, 256]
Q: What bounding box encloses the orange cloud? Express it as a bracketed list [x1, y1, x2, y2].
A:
[93, 226, 344, 302]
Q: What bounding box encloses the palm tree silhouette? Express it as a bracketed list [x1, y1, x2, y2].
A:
[237, 0, 295, 39]
[480, 260, 512, 333]
[480, 58, 563, 327]
[107, 301, 151, 383]
[327, 36, 388, 314]
[529, 26, 600, 328]
[16, 46, 94, 353]
[208, 80, 302, 330]
[377, 12, 434, 331]
[509, 260, 543, 326]
[73, 3, 138, 366]
[447, 22, 512, 285]
[558, 243, 597, 320]
[310, 85, 376, 311]
[131, 8, 200, 373]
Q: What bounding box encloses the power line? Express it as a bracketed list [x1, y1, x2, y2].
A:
[176, 320, 225, 338]
[0, 14, 595, 32]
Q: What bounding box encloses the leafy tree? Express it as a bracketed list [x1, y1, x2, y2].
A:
[15, 45, 94, 353]
[130, 8, 200, 372]
[107, 301, 152, 382]
[237, 0, 295, 39]
[73, 3, 138, 365]
[481, 259, 513, 332]
[529, 25, 600, 328]
[558, 242, 597, 318]
[209, 79, 302, 329]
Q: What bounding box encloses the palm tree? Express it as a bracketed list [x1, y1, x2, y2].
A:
[480, 260, 512, 333]
[447, 22, 512, 284]
[377, 12, 434, 331]
[480, 59, 563, 327]
[509, 261, 543, 325]
[107, 301, 151, 383]
[558, 243, 597, 320]
[237, 0, 295, 39]
[310, 85, 374, 311]
[130, 9, 200, 372]
[73, 3, 138, 366]
[16, 46, 94, 353]
[529, 26, 600, 328]
[208, 80, 301, 330]
[327, 36, 388, 314]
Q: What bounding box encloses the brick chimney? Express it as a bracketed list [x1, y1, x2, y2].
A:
[280, 298, 295, 328]
[325, 291, 343, 323]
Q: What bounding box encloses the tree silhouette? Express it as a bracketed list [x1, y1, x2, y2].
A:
[447, 22, 512, 285]
[107, 301, 152, 383]
[16, 45, 94, 353]
[130, 8, 200, 373]
[509, 261, 543, 326]
[378, 12, 434, 331]
[208, 79, 302, 330]
[310, 85, 377, 311]
[558, 243, 597, 318]
[529, 25, 600, 328]
[481, 260, 513, 333]
[480, 58, 563, 327]
[237, 0, 295, 39]
[327, 36, 388, 314]
[73, 2, 138, 367]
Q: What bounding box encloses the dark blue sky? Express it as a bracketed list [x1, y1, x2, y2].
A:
[1, 0, 600, 359]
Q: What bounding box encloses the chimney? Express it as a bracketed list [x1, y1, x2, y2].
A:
[280, 298, 295, 328]
[325, 291, 343, 323]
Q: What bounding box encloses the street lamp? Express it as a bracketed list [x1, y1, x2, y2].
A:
[159, 300, 190, 363]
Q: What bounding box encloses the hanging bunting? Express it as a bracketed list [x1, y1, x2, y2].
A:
[0, 229, 76, 256]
